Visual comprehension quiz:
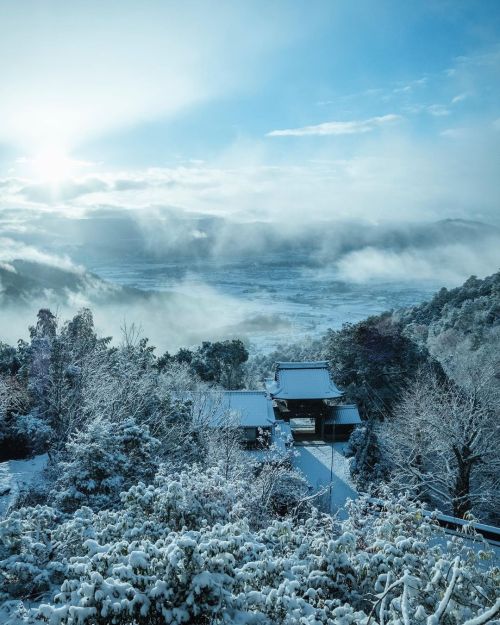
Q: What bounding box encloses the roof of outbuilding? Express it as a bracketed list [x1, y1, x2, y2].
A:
[179, 390, 276, 429]
[267, 361, 343, 400]
[222, 391, 276, 428]
[325, 404, 362, 425]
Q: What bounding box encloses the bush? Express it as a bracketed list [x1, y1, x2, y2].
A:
[2, 474, 498, 625]
[52, 417, 160, 512]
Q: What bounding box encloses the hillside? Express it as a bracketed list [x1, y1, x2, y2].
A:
[395, 270, 500, 379]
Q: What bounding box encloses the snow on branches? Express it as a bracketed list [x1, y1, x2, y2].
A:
[1, 476, 498, 625]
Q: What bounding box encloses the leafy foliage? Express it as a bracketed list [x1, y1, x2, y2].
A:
[1, 482, 497, 625]
[53, 418, 161, 513]
[324, 315, 437, 417]
[159, 339, 249, 389]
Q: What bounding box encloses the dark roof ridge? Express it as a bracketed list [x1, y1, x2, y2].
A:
[275, 361, 329, 370]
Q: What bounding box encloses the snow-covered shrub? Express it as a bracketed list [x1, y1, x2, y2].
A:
[10, 480, 50, 512]
[344, 424, 389, 489]
[52, 417, 160, 512]
[14, 411, 54, 455]
[24, 485, 499, 624]
[250, 459, 310, 523]
[0, 505, 66, 601]
[121, 465, 245, 532]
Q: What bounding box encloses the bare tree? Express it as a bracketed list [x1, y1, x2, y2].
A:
[380, 366, 500, 521]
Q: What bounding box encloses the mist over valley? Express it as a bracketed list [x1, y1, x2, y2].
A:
[1, 211, 498, 352]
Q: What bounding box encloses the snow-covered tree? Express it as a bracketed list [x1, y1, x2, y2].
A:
[52, 417, 160, 512]
[380, 368, 500, 521]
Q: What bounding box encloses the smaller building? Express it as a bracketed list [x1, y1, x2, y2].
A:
[323, 404, 362, 442]
[189, 390, 276, 447]
[220, 390, 276, 446]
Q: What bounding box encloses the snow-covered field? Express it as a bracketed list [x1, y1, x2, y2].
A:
[89, 254, 437, 352]
[293, 442, 357, 515]
[0, 454, 47, 517]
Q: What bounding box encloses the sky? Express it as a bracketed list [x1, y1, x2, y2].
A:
[0, 0, 500, 227]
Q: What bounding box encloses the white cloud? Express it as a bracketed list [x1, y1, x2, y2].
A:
[440, 127, 467, 139]
[335, 240, 500, 286]
[426, 104, 450, 117]
[0, 237, 83, 273]
[266, 114, 401, 137]
[2, 115, 500, 227]
[451, 93, 468, 104]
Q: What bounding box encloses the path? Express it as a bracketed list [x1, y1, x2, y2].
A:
[293, 442, 357, 516]
[0, 454, 48, 517]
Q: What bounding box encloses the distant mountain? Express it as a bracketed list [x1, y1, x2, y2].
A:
[0, 259, 143, 306]
[0, 259, 286, 351]
[396, 270, 499, 339]
[10, 210, 500, 268]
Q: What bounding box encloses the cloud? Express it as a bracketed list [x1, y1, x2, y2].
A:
[0, 237, 84, 274]
[3, 116, 500, 228]
[0, 240, 271, 352]
[426, 104, 450, 117]
[20, 177, 110, 203]
[430, 105, 450, 116]
[266, 114, 401, 137]
[334, 237, 500, 286]
[451, 93, 468, 104]
[440, 127, 467, 139]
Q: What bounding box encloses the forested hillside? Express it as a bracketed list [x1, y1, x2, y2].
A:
[397, 271, 500, 381]
[0, 274, 499, 624]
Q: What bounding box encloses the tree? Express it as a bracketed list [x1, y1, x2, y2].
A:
[160, 340, 250, 389]
[53, 417, 160, 512]
[0, 342, 21, 376]
[0, 375, 33, 460]
[380, 367, 500, 521]
[29, 308, 57, 341]
[191, 340, 249, 389]
[324, 315, 435, 417]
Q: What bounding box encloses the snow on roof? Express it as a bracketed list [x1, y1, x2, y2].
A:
[267, 361, 343, 400]
[191, 390, 275, 428]
[325, 404, 362, 425]
[223, 391, 276, 428]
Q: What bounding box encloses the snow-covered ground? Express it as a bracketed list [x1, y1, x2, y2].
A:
[0, 454, 48, 517]
[293, 441, 357, 515]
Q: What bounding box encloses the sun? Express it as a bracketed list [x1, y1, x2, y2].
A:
[29, 147, 80, 184]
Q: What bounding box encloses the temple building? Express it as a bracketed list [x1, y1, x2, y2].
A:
[189, 389, 280, 448]
[266, 361, 361, 441]
[191, 361, 361, 449]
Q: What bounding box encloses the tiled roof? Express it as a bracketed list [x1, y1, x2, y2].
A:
[223, 391, 276, 427]
[267, 361, 343, 400]
[325, 404, 362, 425]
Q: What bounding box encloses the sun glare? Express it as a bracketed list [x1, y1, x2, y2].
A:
[30, 148, 80, 184]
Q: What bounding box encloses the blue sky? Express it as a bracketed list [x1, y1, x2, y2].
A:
[0, 0, 499, 225]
